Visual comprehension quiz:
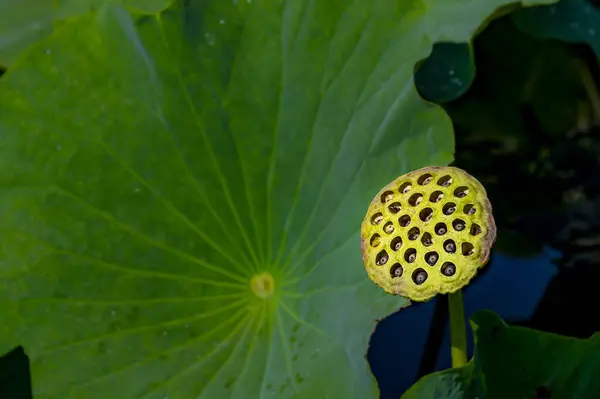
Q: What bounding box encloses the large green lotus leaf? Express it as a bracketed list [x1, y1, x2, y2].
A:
[0, 0, 548, 398]
[403, 311, 600, 398]
[0, 0, 169, 68]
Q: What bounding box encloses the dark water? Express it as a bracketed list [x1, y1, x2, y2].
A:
[369, 247, 560, 398]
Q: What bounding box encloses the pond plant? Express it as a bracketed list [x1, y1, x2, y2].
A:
[2, 0, 600, 398]
[361, 166, 496, 368]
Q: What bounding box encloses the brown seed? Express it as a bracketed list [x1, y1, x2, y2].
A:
[435, 223, 447, 235]
[381, 191, 394, 203]
[421, 232, 433, 246]
[443, 203, 456, 215]
[430, 191, 444, 203]
[412, 268, 428, 285]
[408, 227, 420, 240]
[405, 248, 417, 263]
[388, 202, 402, 213]
[398, 215, 411, 227]
[454, 186, 469, 198]
[376, 250, 389, 266]
[438, 175, 452, 187]
[464, 204, 476, 215]
[444, 239, 456, 253]
[391, 237, 403, 251]
[370, 234, 381, 247]
[418, 174, 433, 185]
[371, 213, 383, 225]
[470, 224, 482, 236]
[441, 262, 456, 276]
[425, 252, 439, 266]
[399, 182, 412, 194]
[453, 219, 466, 231]
[383, 222, 395, 234]
[390, 263, 403, 278]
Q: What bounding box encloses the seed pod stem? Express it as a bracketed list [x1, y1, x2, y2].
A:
[448, 290, 467, 368]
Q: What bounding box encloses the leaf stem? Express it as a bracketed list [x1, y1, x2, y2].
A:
[448, 289, 468, 368]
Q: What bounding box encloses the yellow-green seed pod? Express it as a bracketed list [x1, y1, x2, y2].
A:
[360, 166, 496, 302]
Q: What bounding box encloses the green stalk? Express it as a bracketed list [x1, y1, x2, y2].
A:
[448, 289, 468, 368]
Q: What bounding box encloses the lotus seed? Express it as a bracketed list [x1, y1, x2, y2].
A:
[382, 191, 394, 203]
[439, 176, 452, 186]
[441, 262, 456, 277]
[413, 269, 428, 285]
[384, 222, 395, 234]
[399, 183, 412, 194]
[464, 204, 476, 215]
[388, 202, 402, 213]
[426, 252, 438, 265]
[370, 234, 381, 247]
[391, 263, 403, 278]
[422, 234, 433, 246]
[399, 215, 411, 227]
[471, 224, 482, 236]
[462, 242, 475, 256]
[420, 208, 433, 222]
[376, 251, 389, 265]
[408, 227, 420, 240]
[405, 249, 417, 263]
[409, 193, 423, 206]
[443, 204, 456, 215]
[372, 213, 383, 225]
[444, 240, 456, 253]
[453, 220, 465, 231]
[430, 191, 444, 202]
[455, 187, 469, 198]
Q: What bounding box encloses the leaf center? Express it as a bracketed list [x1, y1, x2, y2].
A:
[250, 272, 275, 298]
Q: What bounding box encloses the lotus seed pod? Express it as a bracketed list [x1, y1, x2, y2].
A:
[360, 166, 496, 302]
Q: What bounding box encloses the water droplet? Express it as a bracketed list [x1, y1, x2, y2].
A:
[56, 145, 62, 151]
[45, 49, 51, 55]
[569, 22, 580, 30]
[134, 187, 141, 193]
[448, 69, 455, 76]
[589, 28, 596, 37]
[162, 330, 168, 337]
[219, 19, 225, 24]
[204, 32, 215, 46]
[185, 323, 189, 328]
[110, 309, 116, 317]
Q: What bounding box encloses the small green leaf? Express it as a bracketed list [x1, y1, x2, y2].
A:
[404, 310, 600, 399]
[415, 43, 475, 103]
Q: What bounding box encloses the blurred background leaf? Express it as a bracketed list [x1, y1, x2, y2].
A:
[403, 311, 600, 399]
[414, 43, 474, 103]
[513, 0, 600, 57]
